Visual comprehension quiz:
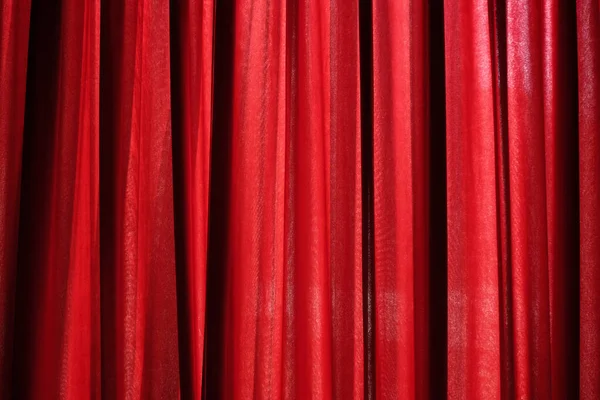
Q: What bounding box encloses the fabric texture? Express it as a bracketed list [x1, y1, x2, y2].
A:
[0, 0, 599, 398]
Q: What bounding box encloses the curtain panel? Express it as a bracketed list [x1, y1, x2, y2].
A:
[1, 0, 599, 398]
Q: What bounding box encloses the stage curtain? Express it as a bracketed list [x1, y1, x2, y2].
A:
[0, 0, 598, 398]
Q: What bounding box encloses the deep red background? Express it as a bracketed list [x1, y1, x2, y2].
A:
[1, 0, 599, 398]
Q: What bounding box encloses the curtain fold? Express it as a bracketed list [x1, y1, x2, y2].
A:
[0, 0, 30, 393]
[8, 1, 100, 397]
[578, 0, 600, 398]
[444, 0, 502, 397]
[1, 0, 599, 399]
[99, 0, 180, 397]
[170, 1, 213, 399]
[371, 0, 429, 398]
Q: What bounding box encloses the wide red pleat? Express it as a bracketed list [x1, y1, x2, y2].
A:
[372, 0, 428, 398]
[444, 0, 501, 398]
[578, 0, 600, 398]
[218, 0, 289, 397]
[100, 0, 179, 398]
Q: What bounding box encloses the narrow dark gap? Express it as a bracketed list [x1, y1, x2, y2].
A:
[358, 0, 375, 399]
[11, 1, 63, 397]
[563, 0, 580, 396]
[202, 0, 236, 398]
[99, 0, 124, 397]
[168, 1, 194, 398]
[490, 0, 515, 397]
[427, 1, 448, 398]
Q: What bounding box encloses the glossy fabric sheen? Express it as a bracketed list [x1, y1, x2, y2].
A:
[0, 0, 598, 399]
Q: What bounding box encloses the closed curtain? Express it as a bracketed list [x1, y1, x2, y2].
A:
[1, 0, 599, 398]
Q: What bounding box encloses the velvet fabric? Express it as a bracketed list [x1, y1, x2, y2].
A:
[0, 0, 598, 398]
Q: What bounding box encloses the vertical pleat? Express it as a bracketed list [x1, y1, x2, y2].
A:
[0, 0, 30, 393]
[215, 0, 288, 397]
[169, 0, 214, 397]
[100, 0, 179, 398]
[11, 0, 99, 398]
[283, 0, 333, 396]
[371, 0, 428, 398]
[505, 1, 552, 397]
[60, 0, 101, 397]
[577, 0, 600, 398]
[541, 0, 580, 398]
[329, 0, 364, 398]
[444, 0, 501, 398]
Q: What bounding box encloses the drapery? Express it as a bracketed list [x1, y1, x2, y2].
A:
[1, 0, 599, 398]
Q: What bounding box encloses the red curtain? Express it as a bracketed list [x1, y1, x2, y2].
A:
[0, 0, 599, 398]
